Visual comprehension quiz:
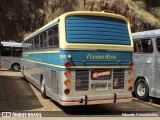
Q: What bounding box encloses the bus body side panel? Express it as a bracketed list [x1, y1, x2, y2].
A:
[152, 54, 160, 98]
[22, 52, 60, 91]
[133, 53, 154, 95]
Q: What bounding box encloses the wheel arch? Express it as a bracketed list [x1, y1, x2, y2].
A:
[134, 76, 150, 94]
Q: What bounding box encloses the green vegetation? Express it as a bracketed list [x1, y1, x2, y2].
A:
[133, 0, 160, 20]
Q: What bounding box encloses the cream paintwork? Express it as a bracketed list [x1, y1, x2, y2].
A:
[24, 11, 133, 51]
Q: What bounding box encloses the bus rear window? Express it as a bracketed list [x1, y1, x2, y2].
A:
[66, 16, 131, 45]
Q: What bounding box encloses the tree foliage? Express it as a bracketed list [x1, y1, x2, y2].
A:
[144, 0, 160, 7]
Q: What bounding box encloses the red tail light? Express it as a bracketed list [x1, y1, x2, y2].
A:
[64, 89, 70, 95]
[65, 61, 71, 68]
[129, 61, 134, 67]
[128, 86, 133, 91]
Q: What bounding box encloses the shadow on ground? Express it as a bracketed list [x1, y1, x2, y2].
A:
[49, 98, 160, 116]
[0, 75, 43, 111]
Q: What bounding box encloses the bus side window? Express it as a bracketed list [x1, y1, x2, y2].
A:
[40, 34, 44, 49]
[44, 31, 48, 48]
[1, 47, 11, 56]
[53, 26, 59, 47]
[27, 40, 30, 51]
[156, 38, 160, 52]
[48, 28, 54, 47]
[12, 47, 22, 57]
[141, 39, 153, 53]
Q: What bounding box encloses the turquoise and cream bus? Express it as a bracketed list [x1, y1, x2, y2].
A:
[21, 11, 134, 106]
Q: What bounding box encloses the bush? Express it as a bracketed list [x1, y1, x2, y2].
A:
[135, 0, 146, 9]
[154, 7, 160, 20]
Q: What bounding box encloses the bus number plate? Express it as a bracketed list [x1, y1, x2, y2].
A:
[91, 69, 111, 80]
[95, 83, 107, 90]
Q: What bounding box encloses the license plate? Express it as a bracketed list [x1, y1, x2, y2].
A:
[91, 69, 111, 80]
[95, 83, 107, 90]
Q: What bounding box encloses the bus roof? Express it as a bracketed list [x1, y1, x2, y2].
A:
[24, 11, 129, 41]
[1, 42, 22, 47]
[132, 29, 160, 40]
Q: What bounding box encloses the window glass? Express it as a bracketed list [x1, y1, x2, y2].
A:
[53, 26, 59, 46]
[44, 32, 48, 48]
[141, 39, 153, 53]
[1, 47, 11, 56]
[22, 41, 27, 52]
[12, 47, 22, 57]
[34, 36, 39, 49]
[48, 28, 54, 47]
[31, 38, 34, 50]
[26, 40, 30, 51]
[40, 34, 43, 48]
[48, 29, 53, 36]
[156, 38, 160, 52]
[134, 39, 153, 53]
[48, 37, 54, 46]
[29, 39, 32, 50]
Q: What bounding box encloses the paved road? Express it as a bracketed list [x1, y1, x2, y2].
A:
[0, 70, 160, 117]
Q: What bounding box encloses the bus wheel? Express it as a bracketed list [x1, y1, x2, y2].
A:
[11, 63, 20, 71]
[135, 78, 149, 102]
[40, 76, 48, 99]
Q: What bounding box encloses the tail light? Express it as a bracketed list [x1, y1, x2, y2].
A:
[65, 61, 71, 68]
[65, 71, 71, 77]
[128, 78, 134, 83]
[129, 70, 134, 75]
[64, 89, 70, 95]
[64, 80, 71, 86]
[129, 61, 134, 67]
[128, 86, 133, 91]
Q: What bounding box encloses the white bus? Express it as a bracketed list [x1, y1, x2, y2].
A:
[132, 29, 160, 101]
[0, 41, 22, 71]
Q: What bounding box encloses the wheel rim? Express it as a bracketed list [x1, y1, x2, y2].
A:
[137, 82, 146, 97]
[13, 65, 19, 71]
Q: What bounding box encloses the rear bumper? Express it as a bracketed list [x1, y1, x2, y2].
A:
[58, 93, 132, 106]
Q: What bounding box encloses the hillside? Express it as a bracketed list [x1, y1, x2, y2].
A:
[0, 0, 160, 42]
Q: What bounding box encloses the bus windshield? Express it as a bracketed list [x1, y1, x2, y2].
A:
[66, 16, 131, 45]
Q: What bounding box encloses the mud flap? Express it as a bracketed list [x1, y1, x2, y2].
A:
[85, 95, 88, 105]
[114, 93, 117, 103]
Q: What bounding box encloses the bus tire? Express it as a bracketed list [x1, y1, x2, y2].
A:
[11, 63, 20, 71]
[40, 76, 48, 99]
[135, 78, 149, 102]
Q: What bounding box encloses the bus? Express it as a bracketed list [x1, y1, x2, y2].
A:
[21, 11, 134, 106]
[0, 42, 22, 71]
[132, 29, 160, 101]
